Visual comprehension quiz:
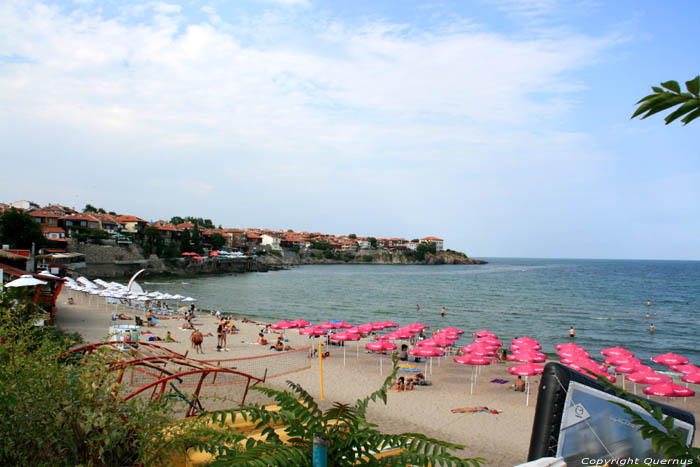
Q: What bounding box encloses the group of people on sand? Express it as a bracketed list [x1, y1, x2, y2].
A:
[258, 331, 293, 352]
[391, 373, 429, 392]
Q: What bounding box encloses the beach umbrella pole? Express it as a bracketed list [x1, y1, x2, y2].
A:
[526, 376, 529, 406]
[343, 346, 346, 368]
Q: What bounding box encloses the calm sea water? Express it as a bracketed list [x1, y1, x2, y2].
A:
[143, 258, 700, 364]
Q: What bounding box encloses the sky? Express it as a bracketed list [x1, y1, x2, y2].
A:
[1, 0, 699, 260]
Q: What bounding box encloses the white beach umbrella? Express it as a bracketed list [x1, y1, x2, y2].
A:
[37, 270, 60, 279]
[5, 275, 47, 288]
[182, 297, 197, 302]
[172, 294, 184, 300]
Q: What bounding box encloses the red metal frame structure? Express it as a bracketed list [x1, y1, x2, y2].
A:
[63, 341, 266, 416]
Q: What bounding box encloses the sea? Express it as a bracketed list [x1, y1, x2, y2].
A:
[143, 258, 700, 365]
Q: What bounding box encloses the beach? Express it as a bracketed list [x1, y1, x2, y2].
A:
[54, 290, 700, 466]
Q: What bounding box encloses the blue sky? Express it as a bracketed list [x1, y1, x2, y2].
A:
[1, 0, 698, 260]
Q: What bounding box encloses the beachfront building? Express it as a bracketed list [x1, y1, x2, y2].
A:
[152, 221, 180, 241]
[223, 228, 246, 249]
[117, 215, 148, 234]
[60, 213, 101, 232]
[420, 236, 444, 251]
[91, 213, 121, 236]
[356, 238, 371, 249]
[28, 209, 61, 228]
[406, 241, 419, 251]
[261, 234, 282, 250]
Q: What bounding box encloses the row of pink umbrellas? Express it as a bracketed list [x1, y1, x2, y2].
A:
[557, 343, 696, 400]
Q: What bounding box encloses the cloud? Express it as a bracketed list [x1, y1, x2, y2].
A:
[0, 1, 625, 251]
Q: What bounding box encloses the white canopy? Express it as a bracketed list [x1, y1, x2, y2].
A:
[6, 275, 47, 288]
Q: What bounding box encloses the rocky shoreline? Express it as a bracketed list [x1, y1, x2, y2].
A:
[67, 242, 486, 279]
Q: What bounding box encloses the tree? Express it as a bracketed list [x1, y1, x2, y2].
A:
[0, 208, 46, 249]
[632, 76, 700, 125]
[368, 237, 377, 248]
[179, 228, 191, 252]
[204, 360, 484, 466]
[209, 233, 226, 250]
[84, 204, 98, 213]
[191, 222, 203, 254]
[170, 216, 185, 225]
[348, 233, 357, 239]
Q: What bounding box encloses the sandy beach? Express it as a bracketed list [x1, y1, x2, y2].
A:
[54, 290, 700, 466]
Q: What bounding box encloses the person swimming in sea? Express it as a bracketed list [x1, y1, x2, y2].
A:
[569, 327, 575, 339]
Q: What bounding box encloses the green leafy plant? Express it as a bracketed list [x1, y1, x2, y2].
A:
[201, 359, 484, 466]
[632, 76, 700, 125]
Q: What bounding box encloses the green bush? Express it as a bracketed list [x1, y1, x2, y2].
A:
[362, 255, 373, 262]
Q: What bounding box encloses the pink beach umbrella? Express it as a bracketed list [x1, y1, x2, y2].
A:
[512, 336, 539, 347]
[365, 341, 397, 375]
[643, 383, 695, 399]
[510, 350, 547, 363]
[510, 342, 541, 351]
[380, 321, 399, 328]
[475, 337, 504, 346]
[461, 344, 496, 357]
[442, 327, 464, 335]
[290, 319, 310, 328]
[318, 321, 339, 330]
[358, 323, 374, 335]
[558, 348, 590, 359]
[346, 326, 362, 335]
[613, 361, 645, 389]
[600, 346, 634, 358]
[335, 321, 353, 329]
[508, 363, 545, 406]
[330, 331, 360, 367]
[271, 320, 296, 330]
[409, 322, 430, 330]
[409, 347, 445, 375]
[652, 352, 689, 366]
[671, 364, 700, 375]
[555, 342, 584, 351]
[682, 373, 700, 385]
[454, 355, 491, 394]
[299, 326, 328, 336]
[370, 321, 386, 331]
[626, 371, 672, 395]
[473, 330, 496, 338]
[604, 356, 641, 367]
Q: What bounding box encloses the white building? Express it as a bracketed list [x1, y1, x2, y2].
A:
[261, 234, 282, 250]
[420, 236, 444, 251]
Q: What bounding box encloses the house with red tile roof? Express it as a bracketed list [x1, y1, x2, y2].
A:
[60, 213, 100, 231]
[91, 212, 121, 235]
[28, 209, 61, 228]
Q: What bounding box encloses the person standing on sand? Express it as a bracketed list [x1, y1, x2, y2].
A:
[191, 328, 203, 354]
[441, 306, 446, 318]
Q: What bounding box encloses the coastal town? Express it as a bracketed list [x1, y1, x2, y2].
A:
[0, 199, 478, 278]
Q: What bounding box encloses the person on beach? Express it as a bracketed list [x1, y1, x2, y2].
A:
[451, 407, 500, 414]
[257, 333, 268, 345]
[569, 327, 575, 338]
[512, 376, 525, 392]
[391, 377, 405, 392]
[646, 312, 650, 319]
[191, 329, 203, 354]
[399, 344, 409, 361]
[441, 306, 446, 318]
[165, 331, 177, 343]
[217, 321, 226, 350]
